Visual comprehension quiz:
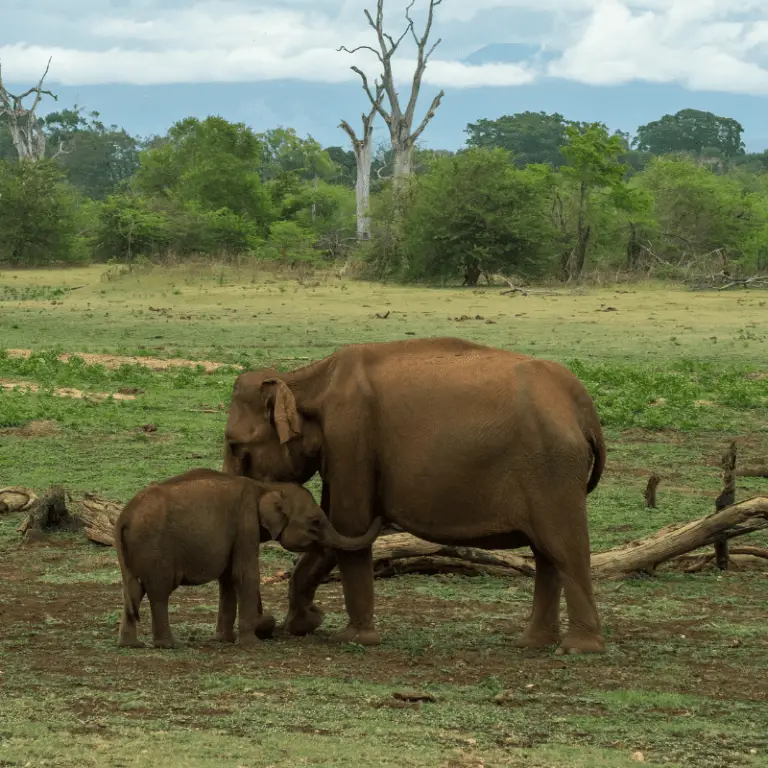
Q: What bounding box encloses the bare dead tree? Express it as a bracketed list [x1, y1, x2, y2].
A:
[340, 82, 385, 241]
[0, 57, 62, 161]
[339, 0, 445, 186]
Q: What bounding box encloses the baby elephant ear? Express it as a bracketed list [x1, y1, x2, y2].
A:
[260, 378, 302, 445]
[259, 491, 288, 540]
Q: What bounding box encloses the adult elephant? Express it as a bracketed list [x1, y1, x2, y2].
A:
[222, 337, 607, 654]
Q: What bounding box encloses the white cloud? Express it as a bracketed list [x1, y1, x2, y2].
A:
[0, 0, 767, 95]
[547, 0, 768, 95]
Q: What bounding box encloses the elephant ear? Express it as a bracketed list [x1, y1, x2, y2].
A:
[260, 378, 302, 445]
[259, 491, 288, 540]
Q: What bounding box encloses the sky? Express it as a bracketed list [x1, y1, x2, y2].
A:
[2, 0, 767, 151]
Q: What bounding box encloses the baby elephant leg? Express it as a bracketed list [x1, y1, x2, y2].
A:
[235, 560, 273, 646]
[214, 574, 237, 643]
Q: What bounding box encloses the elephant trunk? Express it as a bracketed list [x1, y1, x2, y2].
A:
[318, 516, 383, 551]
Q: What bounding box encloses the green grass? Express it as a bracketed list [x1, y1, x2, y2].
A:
[1, 263, 767, 767]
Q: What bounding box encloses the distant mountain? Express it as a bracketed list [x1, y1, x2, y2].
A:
[8, 64, 766, 154]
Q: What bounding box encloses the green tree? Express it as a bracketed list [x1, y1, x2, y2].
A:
[464, 112, 585, 168]
[134, 116, 272, 234]
[0, 159, 80, 265]
[633, 109, 745, 160]
[280, 181, 357, 259]
[43, 106, 141, 199]
[0, 121, 15, 161]
[324, 146, 357, 187]
[257, 127, 335, 190]
[394, 148, 556, 285]
[557, 122, 632, 280]
[634, 155, 761, 272]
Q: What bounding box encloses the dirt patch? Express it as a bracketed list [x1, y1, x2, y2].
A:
[0, 379, 137, 401]
[0, 419, 60, 438]
[6, 348, 241, 373]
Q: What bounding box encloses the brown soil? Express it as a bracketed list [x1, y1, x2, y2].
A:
[1, 378, 137, 401]
[0, 419, 61, 438]
[6, 348, 241, 373]
[1, 532, 766, 708]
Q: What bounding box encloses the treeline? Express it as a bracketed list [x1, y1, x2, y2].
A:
[1, 105, 767, 284]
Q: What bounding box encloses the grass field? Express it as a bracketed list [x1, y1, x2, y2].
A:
[1, 263, 767, 767]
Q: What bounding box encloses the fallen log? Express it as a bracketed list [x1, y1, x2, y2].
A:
[0, 486, 38, 515]
[333, 495, 768, 581]
[74, 494, 123, 546]
[10, 484, 768, 579]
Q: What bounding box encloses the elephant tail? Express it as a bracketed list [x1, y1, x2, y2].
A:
[115, 519, 142, 623]
[586, 430, 606, 494]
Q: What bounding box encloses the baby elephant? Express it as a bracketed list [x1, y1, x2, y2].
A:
[114, 468, 382, 649]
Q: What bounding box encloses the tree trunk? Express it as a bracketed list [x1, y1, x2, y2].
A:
[392, 139, 413, 186]
[356, 139, 373, 240]
[626, 222, 642, 270]
[462, 261, 481, 287]
[311, 173, 319, 225]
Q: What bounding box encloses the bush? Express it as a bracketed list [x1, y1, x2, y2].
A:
[383, 149, 557, 284]
[0, 159, 81, 265]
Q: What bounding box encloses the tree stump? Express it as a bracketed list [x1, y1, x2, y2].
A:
[644, 474, 661, 508]
[17, 485, 82, 543]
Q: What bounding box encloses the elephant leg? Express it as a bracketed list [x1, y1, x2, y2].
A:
[284, 549, 337, 636]
[516, 546, 562, 649]
[148, 594, 177, 649]
[214, 574, 237, 643]
[331, 546, 381, 647]
[234, 558, 274, 646]
[253, 592, 277, 641]
[545, 518, 605, 655]
[237, 573, 275, 646]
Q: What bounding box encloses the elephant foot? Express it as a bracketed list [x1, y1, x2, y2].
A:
[514, 629, 561, 649]
[331, 624, 382, 647]
[152, 636, 178, 650]
[556, 632, 606, 655]
[118, 636, 145, 649]
[253, 613, 277, 640]
[212, 630, 236, 643]
[284, 603, 325, 636]
[236, 632, 264, 648]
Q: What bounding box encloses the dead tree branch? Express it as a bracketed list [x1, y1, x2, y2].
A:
[0, 57, 57, 161]
[340, 0, 445, 183]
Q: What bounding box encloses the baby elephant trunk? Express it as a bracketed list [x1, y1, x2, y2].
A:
[318, 516, 383, 551]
